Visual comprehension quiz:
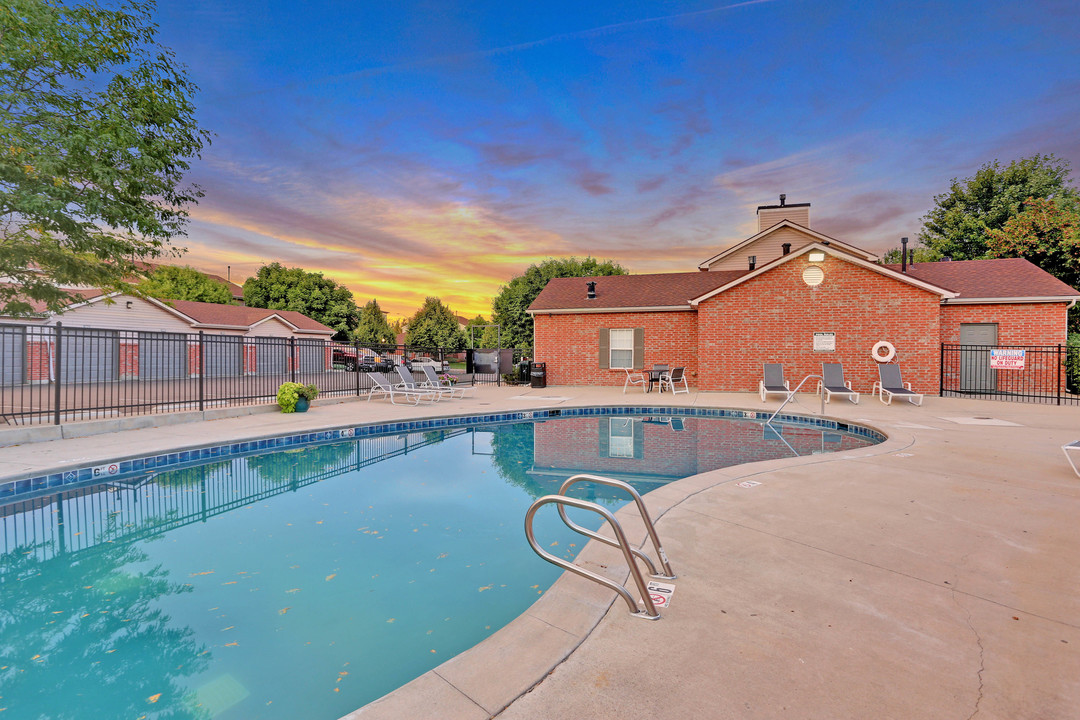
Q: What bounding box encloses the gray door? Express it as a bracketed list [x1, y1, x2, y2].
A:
[204, 335, 242, 377]
[61, 329, 118, 383]
[254, 337, 288, 376]
[296, 339, 326, 374]
[1, 326, 25, 385]
[139, 332, 188, 379]
[959, 323, 998, 392]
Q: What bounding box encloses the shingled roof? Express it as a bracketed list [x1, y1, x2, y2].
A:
[882, 258, 1080, 300]
[529, 271, 746, 313]
[165, 300, 334, 333]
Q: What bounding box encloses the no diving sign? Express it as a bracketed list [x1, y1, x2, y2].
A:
[644, 580, 676, 609]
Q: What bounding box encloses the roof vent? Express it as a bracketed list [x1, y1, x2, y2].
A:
[586, 281, 596, 299]
[779, 193, 786, 207]
[901, 237, 908, 273]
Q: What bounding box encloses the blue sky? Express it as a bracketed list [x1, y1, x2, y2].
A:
[153, 0, 1080, 318]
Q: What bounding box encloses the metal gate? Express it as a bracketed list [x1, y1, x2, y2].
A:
[204, 335, 242, 377]
[1, 325, 25, 384]
[61, 328, 118, 383]
[942, 342, 1079, 405]
[138, 332, 189, 380]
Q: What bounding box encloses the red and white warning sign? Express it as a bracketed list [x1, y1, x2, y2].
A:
[644, 580, 676, 609]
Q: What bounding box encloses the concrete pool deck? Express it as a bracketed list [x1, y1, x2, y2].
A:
[2, 387, 1078, 719]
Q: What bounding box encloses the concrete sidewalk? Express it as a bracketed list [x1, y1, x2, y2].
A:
[2, 388, 1078, 719]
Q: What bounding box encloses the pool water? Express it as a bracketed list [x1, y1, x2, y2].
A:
[0, 414, 877, 719]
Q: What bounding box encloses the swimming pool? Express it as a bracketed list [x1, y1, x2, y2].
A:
[0, 409, 881, 719]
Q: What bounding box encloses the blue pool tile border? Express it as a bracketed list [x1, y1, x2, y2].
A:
[0, 406, 886, 503]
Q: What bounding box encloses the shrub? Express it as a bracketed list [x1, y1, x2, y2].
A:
[276, 382, 317, 413]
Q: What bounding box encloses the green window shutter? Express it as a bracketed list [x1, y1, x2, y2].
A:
[633, 419, 644, 459]
[598, 328, 610, 369]
[598, 418, 610, 456]
[632, 328, 644, 371]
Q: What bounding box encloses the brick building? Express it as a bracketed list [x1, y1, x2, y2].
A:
[528, 198, 1079, 393]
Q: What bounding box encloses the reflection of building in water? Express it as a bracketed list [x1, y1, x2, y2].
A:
[0, 429, 466, 567]
[530, 416, 869, 487]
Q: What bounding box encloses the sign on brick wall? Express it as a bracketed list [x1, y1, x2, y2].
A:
[813, 332, 836, 352]
[989, 348, 1026, 370]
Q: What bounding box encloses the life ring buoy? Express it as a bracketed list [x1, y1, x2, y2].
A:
[872, 341, 896, 363]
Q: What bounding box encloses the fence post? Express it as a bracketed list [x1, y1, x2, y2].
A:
[198, 331, 205, 412]
[1058, 344, 1063, 406]
[290, 337, 297, 383]
[53, 322, 63, 425]
[939, 342, 945, 397]
[354, 338, 361, 396]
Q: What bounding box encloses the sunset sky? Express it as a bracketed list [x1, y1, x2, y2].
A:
[154, 0, 1080, 320]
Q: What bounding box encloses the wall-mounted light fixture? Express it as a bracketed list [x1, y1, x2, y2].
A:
[125, 301, 133, 309]
[808, 251, 826, 263]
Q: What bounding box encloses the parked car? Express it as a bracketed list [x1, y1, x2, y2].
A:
[332, 347, 393, 372]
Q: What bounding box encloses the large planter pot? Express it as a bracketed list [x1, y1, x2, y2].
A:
[294, 397, 310, 413]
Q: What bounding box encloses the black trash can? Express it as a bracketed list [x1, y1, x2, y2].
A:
[530, 362, 546, 389]
[517, 360, 531, 384]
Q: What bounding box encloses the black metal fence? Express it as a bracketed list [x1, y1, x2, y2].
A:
[940, 343, 1080, 405]
[0, 322, 504, 426]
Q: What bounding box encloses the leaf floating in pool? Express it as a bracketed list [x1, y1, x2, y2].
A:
[190, 570, 215, 577]
[386, 618, 395, 623]
[531, 585, 539, 589]
[279, 608, 290, 615]
[569, 543, 576, 548]
[221, 581, 237, 586]
[478, 585, 492, 592]
[147, 694, 162, 704]
[286, 588, 301, 594]
[225, 642, 238, 647]
[549, 541, 558, 547]
[339, 671, 348, 676]
[436, 553, 448, 559]
[325, 574, 336, 582]
[430, 649, 436, 653]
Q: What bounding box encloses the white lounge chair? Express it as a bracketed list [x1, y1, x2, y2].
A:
[759, 363, 791, 402]
[394, 365, 454, 401]
[367, 372, 438, 405]
[817, 363, 859, 404]
[623, 369, 648, 393]
[1064, 441, 1080, 477]
[658, 367, 689, 394]
[872, 364, 923, 406]
[420, 365, 476, 398]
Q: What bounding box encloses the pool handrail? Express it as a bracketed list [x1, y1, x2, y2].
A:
[765, 374, 824, 425]
[556, 474, 675, 580]
[525, 494, 662, 620]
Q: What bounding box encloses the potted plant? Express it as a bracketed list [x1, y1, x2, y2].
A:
[277, 382, 319, 413]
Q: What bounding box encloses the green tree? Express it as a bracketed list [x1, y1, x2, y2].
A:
[986, 197, 1080, 288]
[404, 296, 467, 351]
[355, 298, 396, 344]
[464, 314, 489, 348]
[242, 262, 359, 340]
[140, 265, 232, 304]
[491, 257, 628, 352]
[985, 196, 1080, 332]
[880, 241, 940, 265]
[919, 154, 1079, 261]
[0, 0, 211, 317]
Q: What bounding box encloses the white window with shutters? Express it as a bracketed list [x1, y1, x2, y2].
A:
[609, 328, 634, 369]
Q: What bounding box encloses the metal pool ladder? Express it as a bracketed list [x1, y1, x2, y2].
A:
[524, 474, 675, 620]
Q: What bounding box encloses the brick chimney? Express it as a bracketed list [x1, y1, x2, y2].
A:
[757, 194, 810, 232]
